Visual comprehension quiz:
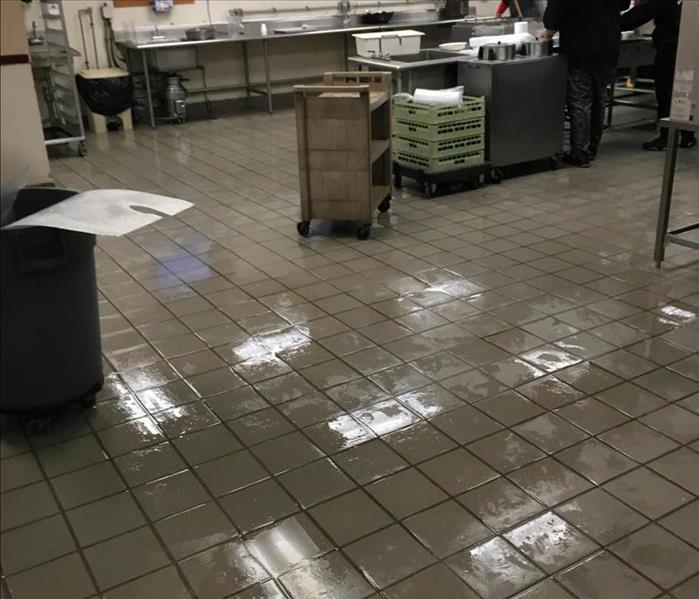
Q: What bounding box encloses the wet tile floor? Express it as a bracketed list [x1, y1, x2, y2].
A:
[1, 108, 699, 599]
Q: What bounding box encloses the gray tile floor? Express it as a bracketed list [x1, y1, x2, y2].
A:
[1, 107, 698, 599]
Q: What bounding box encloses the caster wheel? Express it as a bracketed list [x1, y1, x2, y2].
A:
[393, 174, 403, 188]
[550, 157, 560, 170]
[356, 224, 371, 240]
[296, 221, 310, 238]
[79, 395, 97, 409]
[78, 141, 87, 157]
[27, 416, 52, 435]
[378, 195, 391, 213]
[490, 167, 504, 184]
[424, 183, 437, 198]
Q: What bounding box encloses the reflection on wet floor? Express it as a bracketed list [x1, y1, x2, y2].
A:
[1, 109, 699, 599]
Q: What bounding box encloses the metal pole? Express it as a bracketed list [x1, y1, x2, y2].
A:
[263, 39, 273, 114]
[142, 50, 156, 128]
[78, 10, 90, 69]
[654, 125, 679, 267]
[88, 7, 100, 69]
[242, 41, 252, 108]
[195, 47, 212, 116]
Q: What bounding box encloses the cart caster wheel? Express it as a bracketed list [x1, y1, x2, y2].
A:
[378, 195, 391, 213]
[549, 157, 560, 170]
[27, 416, 52, 436]
[297, 221, 311, 238]
[424, 183, 437, 198]
[356, 224, 371, 240]
[78, 141, 87, 157]
[394, 174, 402, 188]
[490, 167, 504, 184]
[79, 395, 97, 410]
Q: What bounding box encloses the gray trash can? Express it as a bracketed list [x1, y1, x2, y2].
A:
[1, 188, 103, 415]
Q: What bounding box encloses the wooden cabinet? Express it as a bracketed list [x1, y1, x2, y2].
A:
[294, 72, 393, 240]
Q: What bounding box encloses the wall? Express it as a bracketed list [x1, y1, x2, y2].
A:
[22, 1, 504, 106]
[2, 0, 51, 186]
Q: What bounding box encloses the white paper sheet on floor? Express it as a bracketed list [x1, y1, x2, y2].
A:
[2, 189, 192, 236]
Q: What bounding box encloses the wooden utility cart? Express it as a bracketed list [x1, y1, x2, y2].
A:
[294, 72, 393, 240]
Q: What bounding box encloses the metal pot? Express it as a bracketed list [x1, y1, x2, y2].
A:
[185, 27, 215, 41]
[478, 42, 516, 61]
[521, 40, 553, 57]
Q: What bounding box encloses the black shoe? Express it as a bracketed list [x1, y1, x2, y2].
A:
[562, 153, 591, 168]
[588, 145, 598, 161]
[680, 133, 697, 149]
[642, 136, 667, 151]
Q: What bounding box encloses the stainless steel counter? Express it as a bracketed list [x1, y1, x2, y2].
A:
[117, 13, 467, 50]
[116, 14, 510, 128]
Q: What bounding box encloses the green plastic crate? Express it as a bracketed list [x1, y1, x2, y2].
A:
[394, 133, 485, 159]
[396, 149, 485, 174]
[394, 117, 485, 142]
[393, 96, 485, 124]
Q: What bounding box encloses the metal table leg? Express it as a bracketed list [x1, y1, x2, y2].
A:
[195, 47, 213, 116]
[142, 50, 156, 128]
[654, 126, 680, 267]
[242, 41, 252, 108]
[263, 39, 273, 114]
[342, 34, 349, 70]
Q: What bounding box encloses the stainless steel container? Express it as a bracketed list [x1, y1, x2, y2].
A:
[521, 40, 553, 57]
[478, 43, 516, 61]
[162, 74, 187, 123]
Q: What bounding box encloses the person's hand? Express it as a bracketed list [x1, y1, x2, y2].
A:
[539, 29, 555, 41]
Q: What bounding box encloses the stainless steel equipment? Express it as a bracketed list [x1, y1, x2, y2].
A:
[185, 27, 215, 41]
[478, 43, 517, 61]
[162, 73, 187, 122]
[458, 55, 567, 174]
[441, 0, 470, 18]
[348, 49, 462, 93]
[31, 0, 87, 156]
[521, 40, 552, 57]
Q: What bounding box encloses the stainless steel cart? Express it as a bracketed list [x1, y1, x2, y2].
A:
[30, 0, 87, 157]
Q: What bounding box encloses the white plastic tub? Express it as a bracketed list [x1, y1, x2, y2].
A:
[353, 30, 425, 58]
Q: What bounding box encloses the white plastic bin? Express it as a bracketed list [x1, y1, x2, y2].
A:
[353, 30, 425, 58]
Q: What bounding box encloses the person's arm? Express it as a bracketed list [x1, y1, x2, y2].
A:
[541, 0, 567, 39]
[496, 1, 509, 18]
[619, 0, 662, 31]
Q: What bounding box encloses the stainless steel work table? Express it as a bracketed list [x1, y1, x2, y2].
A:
[117, 14, 465, 128]
[654, 118, 699, 267]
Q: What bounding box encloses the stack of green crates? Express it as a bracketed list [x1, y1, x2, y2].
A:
[393, 96, 486, 174]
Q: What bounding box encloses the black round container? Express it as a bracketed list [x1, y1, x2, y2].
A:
[1, 188, 103, 414]
[75, 72, 133, 117]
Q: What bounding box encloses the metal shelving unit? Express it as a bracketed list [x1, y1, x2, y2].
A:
[30, 0, 87, 156]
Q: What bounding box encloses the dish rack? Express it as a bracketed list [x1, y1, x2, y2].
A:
[393, 96, 487, 196]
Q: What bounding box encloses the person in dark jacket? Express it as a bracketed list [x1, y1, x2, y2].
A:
[542, 0, 631, 167]
[621, 0, 696, 150]
[496, 0, 541, 18]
